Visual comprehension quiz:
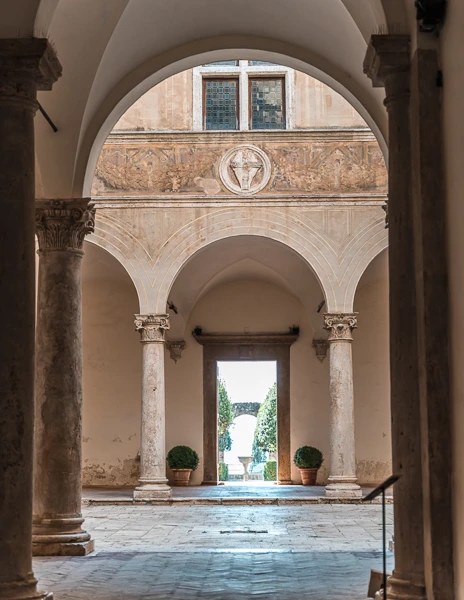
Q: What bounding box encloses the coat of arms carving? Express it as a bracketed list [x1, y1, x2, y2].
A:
[220, 145, 271, 195]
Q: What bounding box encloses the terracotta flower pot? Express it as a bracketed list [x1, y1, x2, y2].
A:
[299, 467, 318, 486]
[172, 468, 192, 486]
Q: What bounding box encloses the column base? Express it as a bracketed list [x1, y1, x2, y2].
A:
[385, 571, 426, 600]
[277, 480, 293, 485]
[0, 577, 53, 599]
[32, 516, 94, 556]
[133, 481, 172, 500]
[325, 476, 362, 498]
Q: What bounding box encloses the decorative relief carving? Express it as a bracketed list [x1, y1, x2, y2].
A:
[323, 313, 358, 341]
[92, 135, 387, 197]
[219, 145, 271, 195]
[135, 314, 170, 343]
[35, 199, 95, 251]
[312, 338, 329, 362]
[166, 340, 186, 362]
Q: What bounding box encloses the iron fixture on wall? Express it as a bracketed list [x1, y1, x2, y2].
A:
[415, 0, 447, 33]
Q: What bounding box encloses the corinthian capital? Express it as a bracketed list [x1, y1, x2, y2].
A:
[35, 199, 95, 252]
[135, 314, 170, 343]
[323, 313, 358, 342]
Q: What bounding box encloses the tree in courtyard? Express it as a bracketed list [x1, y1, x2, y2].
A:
[218, 378, 234, 461]
[252, 382, 277, 460]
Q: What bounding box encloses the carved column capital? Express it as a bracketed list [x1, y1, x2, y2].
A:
[166, 340, 186, 362]
[35, 199, 95, 253]
[363, 34, 410, 89]
[0, 38, 62, 112]
[323, 313, 358, 342]
[135, 314, 170, 343]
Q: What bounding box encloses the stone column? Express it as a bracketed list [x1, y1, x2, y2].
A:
[364, 35, 426, 599]
[33, 199, 95, 556]
[133, 315, 172, 499]
[0, 40, 60, 599]
[323, 313, 361, 498]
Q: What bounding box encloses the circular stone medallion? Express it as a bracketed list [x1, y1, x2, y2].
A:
[219, 144, 271, 195]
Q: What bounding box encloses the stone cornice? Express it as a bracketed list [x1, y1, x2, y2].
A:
[105, 128, 377, 146]
[91, 194, 388, 209]
[135, 314, 170, 343]
[193, 332, 299, 346]
[35, 199, 95, 252]
[323, 313, 358, 342]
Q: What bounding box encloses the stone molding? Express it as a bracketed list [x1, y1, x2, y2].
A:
[0, 38, 62, 111]
[135, 314, 170, 343]
[193, 332, 299, 346]
[166, 340, 185, 362]
[323, 313, 358, 342]
[35, 199, 95, 252]
[312, 338, 329, 362]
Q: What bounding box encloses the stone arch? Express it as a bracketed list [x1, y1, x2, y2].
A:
[78, 38, 389, 197]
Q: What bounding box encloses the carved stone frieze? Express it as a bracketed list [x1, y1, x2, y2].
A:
[166, 340, 186, 362]
[323, 313, 358, 342]
[35, 199, 95, 252]
[92, 132, 387, 197]
[312, 338, 329, 362]
[135, 314, 170, 343]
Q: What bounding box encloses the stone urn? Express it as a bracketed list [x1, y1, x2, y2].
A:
[238, 456, 253, 482]
[171, 468, 192, 486]
[299, 468, 318, 486]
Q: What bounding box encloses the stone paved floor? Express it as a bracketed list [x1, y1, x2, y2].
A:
[34, 504, 394, 599]
[83, 482, 393, 505]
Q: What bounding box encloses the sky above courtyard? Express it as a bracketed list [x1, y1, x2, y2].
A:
[218, 361, 276, 465]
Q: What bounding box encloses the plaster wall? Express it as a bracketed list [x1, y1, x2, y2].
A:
[81, 263, 390, 487]
[111, 68, 367, 134]
[114, 71, 193, 131]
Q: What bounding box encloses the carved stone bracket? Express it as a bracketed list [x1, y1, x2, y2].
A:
[323, 314, 358, 342]
[312, 338, 329, 362]
[35, 199, 95, 252]
[135, 314, 170, 343]
[166, 340, 186, 362]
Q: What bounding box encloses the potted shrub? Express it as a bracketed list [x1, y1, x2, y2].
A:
[293, 446, 323, 485]
[166, 445, 199, 486]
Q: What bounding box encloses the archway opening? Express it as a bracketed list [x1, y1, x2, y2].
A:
[218, 361, 277, 486]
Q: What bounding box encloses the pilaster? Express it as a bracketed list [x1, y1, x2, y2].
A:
[364, 34, 426, 600]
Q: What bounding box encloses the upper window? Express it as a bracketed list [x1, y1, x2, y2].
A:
[250, 78, 285, 129]
[249, 61, 275, 66]
[203, 79, 239, 130]
[203, 61, 239, 67]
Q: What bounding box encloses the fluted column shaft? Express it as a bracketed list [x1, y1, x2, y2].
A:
[33, 199, 95, 557]
[364, 35, 426, 599]
[0, 39, 60, 600]
[133, 315, 172, 500]
[324, 314, 361, 498]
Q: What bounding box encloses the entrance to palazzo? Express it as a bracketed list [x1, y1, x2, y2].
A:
[217, 360, 277, 485]
[194, 331, 298, 486]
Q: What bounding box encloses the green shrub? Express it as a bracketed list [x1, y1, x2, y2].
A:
[263, 460, 277, 481]
[293, 446, 324, 469]
[219, 462, 229, 481]
[166, 445, 199, 470]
